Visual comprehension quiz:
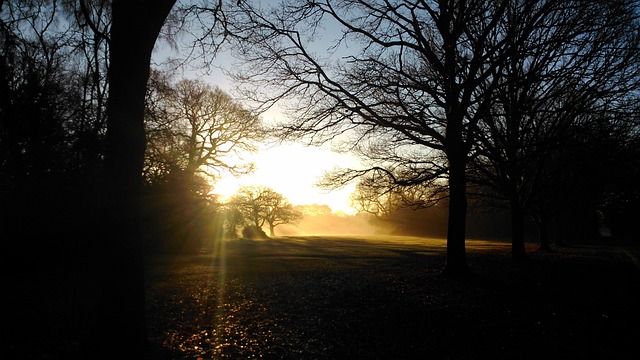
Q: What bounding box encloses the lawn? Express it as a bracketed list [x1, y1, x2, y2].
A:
[7, 236, 640, 359]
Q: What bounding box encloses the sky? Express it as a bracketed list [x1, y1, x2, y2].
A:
[153, 45, 362, 214]
[212, 142, 360, 215]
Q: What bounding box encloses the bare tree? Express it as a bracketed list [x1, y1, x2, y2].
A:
[1, 0, 241, 356]
[469, 0, 640, 257]
[350, 174, 446, 217]
[227, 0, 565, 276]
[66, 0, 111, 166]
[72, 1, 243, 354]
[229, 185, 303, 236]
[88, 1, 177, 357]
[228, 0, 640, 269]
[144, 71, 264, 187]
[0, 0, 84, 183]
[262, 191, 303, 236]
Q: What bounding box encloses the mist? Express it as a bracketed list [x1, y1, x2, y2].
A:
[275, 209, 386, 236]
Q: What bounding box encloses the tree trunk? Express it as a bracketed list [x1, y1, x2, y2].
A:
[269, 224, 275, 237]
[554, 215, 566, 246]
[510, 198, 528, 261]
[535, 214, 554, 252]
[85, 1, 176, 358]
[442, 151, 471, 278]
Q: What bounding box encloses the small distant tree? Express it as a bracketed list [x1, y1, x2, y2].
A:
[229, 185, 303, 236]
[263, 195, 303, 236]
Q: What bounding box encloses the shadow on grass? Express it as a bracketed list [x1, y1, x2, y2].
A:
[8, 236, 640, 360]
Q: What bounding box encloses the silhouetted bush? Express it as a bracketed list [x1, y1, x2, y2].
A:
[242, 225, 268, 239]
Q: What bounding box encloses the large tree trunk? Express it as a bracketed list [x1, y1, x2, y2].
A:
[443, 149, 471, 278]
[510, 198, 528, 261]
[85, 1, 176, 358]
[535, 214, 554, 252]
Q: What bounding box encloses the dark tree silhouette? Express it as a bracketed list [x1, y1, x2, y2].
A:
[144, 71, 264, 185]
[0, 0, 98, 256]
[262, 193, 303, 236]
[142, 71, 265, 252]
[227, 0, 575, 276]
[469, 0, 640, 257]
[86, 1, 177, 358]
[1, 0, 258, 356]
[228, 185, 303, 237]
[348, 171, 447, 217]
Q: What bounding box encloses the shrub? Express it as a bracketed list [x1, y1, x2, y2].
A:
[241, 225, 268, 239]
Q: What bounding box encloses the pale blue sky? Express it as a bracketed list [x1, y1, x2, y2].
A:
[152, 39, 361, 213]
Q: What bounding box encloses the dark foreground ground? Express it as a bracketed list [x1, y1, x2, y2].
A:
[6, 236, 640, 359]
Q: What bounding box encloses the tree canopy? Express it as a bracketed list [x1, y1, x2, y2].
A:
[144, 70, 264, 185]
[228, 185, 303, 237]
[226, 0, 640, 270]
[2, 0, 640, 356]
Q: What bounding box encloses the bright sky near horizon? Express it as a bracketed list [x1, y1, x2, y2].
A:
[153, 45, 362, 214]
[212, 142, 360, 215]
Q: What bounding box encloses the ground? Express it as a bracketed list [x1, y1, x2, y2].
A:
[6, 236, 640, 359]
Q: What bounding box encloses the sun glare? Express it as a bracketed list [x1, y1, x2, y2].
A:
[212, 143, 359, 215]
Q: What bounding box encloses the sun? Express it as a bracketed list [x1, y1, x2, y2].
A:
[211, 142, 359, 214]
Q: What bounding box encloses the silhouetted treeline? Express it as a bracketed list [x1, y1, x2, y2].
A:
[364, 199, 611, 245]
[1, 5, 105, 266]
[229, 0, 640, 271]
[2, 1, 639, 270]
[0, 2, 262, 257]
[358, 200, 508, 240]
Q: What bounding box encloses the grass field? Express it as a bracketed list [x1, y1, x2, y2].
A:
[7, 236, 640, 359]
